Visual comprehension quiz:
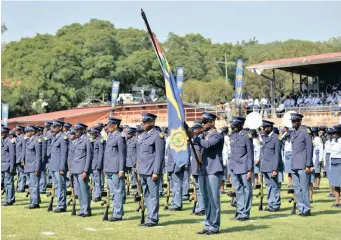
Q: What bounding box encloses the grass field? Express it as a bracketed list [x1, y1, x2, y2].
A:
[2, 178, 341, 240]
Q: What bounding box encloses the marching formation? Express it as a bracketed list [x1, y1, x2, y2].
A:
[2, 112, 341, 235]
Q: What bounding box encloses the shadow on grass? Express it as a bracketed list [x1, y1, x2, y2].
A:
[313, 199, 334, 203]
[312, 209, 341, 216]
[221, 209, 236, 215]
[252, 213, 289, 220]
[160, 218, 203, 226]
[220, 225, 269, 234]
[125, 214, 171, 221]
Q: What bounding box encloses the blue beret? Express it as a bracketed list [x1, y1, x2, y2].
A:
[273, 127, 279, 134]
[9, 130, 15, 135]
[319, 126, 327, 130]
[194, 120, 202, 125]
[52, 120, 65, 127]
[89, 127, 101, 133]
[15, 125, 25, 131]
[192, 122, 203, 129]
[70, 130, 76, 135]
[142, 113, 157, 122]
[262, 120, 274, 127]
[332, 125, 341, 133]
[202, 112, 217, 123]
[107, 117, 122, 126]
[64, 122, 72, 128]
[221, 126, 229, 132]
[1, 127, 10, 133]
[25, 126, 36, 132]
[154, 126, 162, 132]
[36, 126, 44, 131]
[311, 126, 319, 133]
[74, 122, 88, 130]
[291, 113, 304, 121]
[249, 129, 257, 135]
[136, 125, 144, 132]
[45, 121, 53, 127]
[231, 117, 245, 127]
[96, 123, 104, 129]
[127, 127, 137, 134]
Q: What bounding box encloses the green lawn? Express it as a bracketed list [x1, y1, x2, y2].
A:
[2, 178, 341, 240]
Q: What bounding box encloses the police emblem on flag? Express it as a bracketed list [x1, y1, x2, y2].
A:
[114, 83, 119, 88]
[177, 68, 183, 75]
[169, 127, 187, 152]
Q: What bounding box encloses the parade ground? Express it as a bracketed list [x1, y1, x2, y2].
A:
[2, 178, 341, 240]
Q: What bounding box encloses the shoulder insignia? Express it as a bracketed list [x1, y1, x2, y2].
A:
[248, 133, 252, 138]
[121, 133, 125, 137]
[11, 139, 15, 144]
[278, 136, 282, 140]
[64, 136, 68, 140]
[100, 139, 104, 143]
[37, 138, 42, 143]
[306, 129, 311, 134]
[24, 136, 28, 140]
[159, 132, 165, 139]
[89, 138, 93, 142]
[44, 136, 48, 141]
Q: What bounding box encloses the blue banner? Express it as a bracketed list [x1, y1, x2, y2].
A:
[176, 66, 184, 97]
[235, 59, 244, 104]
[111, 81, 120, 109]
[1, 103, 9, 127]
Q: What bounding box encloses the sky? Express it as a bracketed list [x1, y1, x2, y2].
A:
[1, 1, 341, 44]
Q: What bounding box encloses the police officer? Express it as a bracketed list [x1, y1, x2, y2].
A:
[63, 123, 72, 137]
[281, 127, 293, 189]
[68, 130, 78, 198]
[14, 125, 26, 192]
[190, 122, 205, 216]
[2, 126, 16, 206]
[324, 128, 335, 198]
[35, 126, 47, 193]
[43, 121, 53, 188]
[330, 125, 341, 208]
[70, 123, 93, 217]
[23, 126, 42, 209]
[126, 127, 138, 196]
[90, 126, 104, 201]
[193, 113, 224, 235]
[311, 127, 323, 190]
[136, 113, 165, 227]
[50, 120, 69, 213]
[290, 113, 313, 216]
[229, 117, 254, 221]
[261, 120, 283, 212]
[103, 117, 126, 221]
[9, 130, 16, 139]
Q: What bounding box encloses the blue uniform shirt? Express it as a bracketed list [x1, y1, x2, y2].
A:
[136, 127, 165, 175]
[49, 132, 69, 172]
[190, 134, 202, 176]
[194, 128, 224, 176]
[229, 129, 254, 174]
[103, 131, 126, 173]
[15, 133, 25, 164]
[1, 137, 16, 172]
[126, 137, 137, 168]
[24, 135, 42, 173]
[70, 134, 93, 174]
[261, 132, 282, 173]
[91, 136, 104, 171]
[291, 126, 313, 170]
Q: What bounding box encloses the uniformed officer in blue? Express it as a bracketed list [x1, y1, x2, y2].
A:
[261, 120, 283, 212]
[23, 126, 42, 209]
[68, 130, 78, 198]
[63, 122, 72, 137]
[126, 127, 138, 196]
[50, 120, 69, 213]
[193, 113, 224, 235]
[70, 123, 93, 217]
[290, 113, 313, 216]
[229, 117, 254, 221]
[14, 125, 26, 192]
[103, 117, 127, 221]
[90, 126, 104, 201]
[34, 126, 47, 193]
[136, 113, 165, 227]
[190, 122, 205, 216]
[2, 126, 16, 206]
[43, 121, 53, 187]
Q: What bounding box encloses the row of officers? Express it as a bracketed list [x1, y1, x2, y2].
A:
[2, 112, 341, 235]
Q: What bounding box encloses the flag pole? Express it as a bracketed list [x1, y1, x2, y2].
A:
[141, 8, 201, 168]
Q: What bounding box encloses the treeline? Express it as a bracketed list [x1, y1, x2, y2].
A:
[1, 19, 340, 117]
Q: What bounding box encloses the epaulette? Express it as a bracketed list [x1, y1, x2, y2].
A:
[89, 138, 93, 142]
[44, 136, 48, 141]
[159, 132, 165, 139]
[24, 136, 28, 140]
[63, 136, 68, 140]
[306, 128, 311, 134]
[100, 138, 104, 143]
[278, 136, 282, 140]
[248, 133, 252, 138]
[10, 139, 15, 144]
[120, 133, 125, 138]
[37, 138, 42, 143]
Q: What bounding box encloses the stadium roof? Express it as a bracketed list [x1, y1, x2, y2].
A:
[8, 106, 111, 124]
[246, 52, 341, 75]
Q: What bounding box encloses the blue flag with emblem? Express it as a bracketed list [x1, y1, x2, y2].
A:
[235, 58, 244, 105]
[1, 103, 9, 127]
[141, 10, 189, 168]
[176, 66, 184, 97]
[111, 81, 120, 110]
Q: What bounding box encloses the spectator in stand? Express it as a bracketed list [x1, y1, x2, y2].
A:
[260, 97, 268, 116]
[304, 94, 312, 106]
[290, 96, 296, 107]
[301, 77, 308, 92]
[276, 100, 285, 118]
[253, 97, 260, 113]
[297, 94, 304, 107]
[326, 93, 334, 105]
[284, 96, 291, 108]
[246, 96, 254, 114]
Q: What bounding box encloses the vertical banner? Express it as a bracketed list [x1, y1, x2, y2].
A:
[176, 66, 184, 97]
[111, 81, 120, 109]
[235, 58, 244, 104]
[1, 103, 9, 127]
